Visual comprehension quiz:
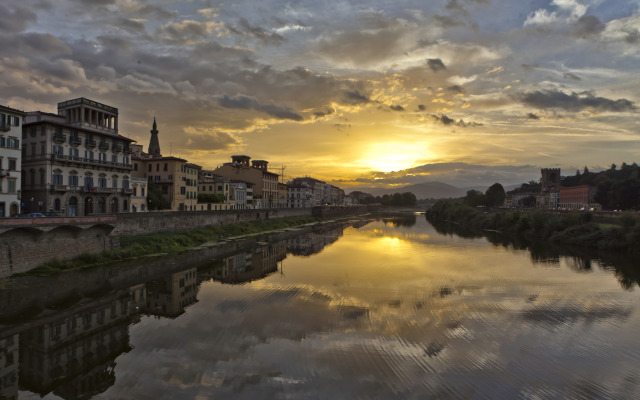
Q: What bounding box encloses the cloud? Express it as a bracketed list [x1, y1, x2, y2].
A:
[524, 0, 588, 26]
[427, 58, 446, 72]
[571, 15, 605, 38]
[563, 72, 582, 81]
[390, 105, 404, 111]
[518, 90, 636, 113]
[417, 104, 426, 111]
[158, 20, 227, 44]
[218, 94, 303, 121]
[447, 85, 465, 94]
[228, 18, 285, 45]
[182, 127, 239, 151]
[432, 114, 481, 127]
[313, 108, 335, 119]
[0, 3, 37, 32]
[344, 90, 371, 104]
[527, 113, 540, 120]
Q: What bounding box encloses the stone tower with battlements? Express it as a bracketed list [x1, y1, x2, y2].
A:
[541, 168, 561, 191]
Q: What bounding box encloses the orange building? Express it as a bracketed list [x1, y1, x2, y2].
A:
[558, 185, 600, 210]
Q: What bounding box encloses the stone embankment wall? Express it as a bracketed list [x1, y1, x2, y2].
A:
[0, 225, 118, 277]
[0, 206, 370, 277]
[113, 207, 312, 235]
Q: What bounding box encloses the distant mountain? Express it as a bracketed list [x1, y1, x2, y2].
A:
[356, 181, 470, 199]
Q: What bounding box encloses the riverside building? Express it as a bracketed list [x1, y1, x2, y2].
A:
[21, 98, 134, 216]
[0, 105, 25, 217]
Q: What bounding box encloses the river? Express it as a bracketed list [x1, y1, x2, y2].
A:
[3, 213, 640, 399]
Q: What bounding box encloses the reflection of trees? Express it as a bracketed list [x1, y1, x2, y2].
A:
[427, 216, 640, 290]
[201, 241, 287, 284]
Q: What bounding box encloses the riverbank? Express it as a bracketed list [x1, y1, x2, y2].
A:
[426, 201, 640, 253]
[18, 216, 321, 277]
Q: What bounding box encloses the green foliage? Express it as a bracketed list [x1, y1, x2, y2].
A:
[562, 162, 640, 210]
[147, 181, 170, 210]
[361, 192, 417, 207]
[198, 193, 226, 203]
[484, 183, 506, 207]
[426, 200, 639, 253]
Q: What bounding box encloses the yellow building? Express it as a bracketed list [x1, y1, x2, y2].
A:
[213, 155, 280, 208]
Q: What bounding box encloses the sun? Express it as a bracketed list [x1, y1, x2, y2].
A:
[357, 142, 434, 173]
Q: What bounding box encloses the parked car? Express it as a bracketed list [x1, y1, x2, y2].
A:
[29, 212, 45, 217]
[11, 213, 30, 218]
[44, 211, 61, 217]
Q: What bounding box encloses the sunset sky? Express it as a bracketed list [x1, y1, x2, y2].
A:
[1, 0, 639, 189]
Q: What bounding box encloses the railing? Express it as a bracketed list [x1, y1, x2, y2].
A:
[50, 154, 133, 169]
[69, 136, 82, 145]
[98, 142, 109, 151]
[85, 138, 96, 147]
[0, 123, 10, 132]
[112, 143, 122, 152]
[124, 146, 133, 154]
[53, 133, 66, 143]
[122, 188, 133, 195]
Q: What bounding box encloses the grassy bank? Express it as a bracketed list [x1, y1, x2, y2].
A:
[426, 201, 640, 252]
[19, 216, 319, 277]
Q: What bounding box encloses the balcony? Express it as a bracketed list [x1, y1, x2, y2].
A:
[0, 123, 10, 132]
[122, 188, 133, 195]
[53, 133, 66, 143]
[112, 143, 122, 153]
[124, 146, 133, 154]
[98, 141, 109, 151]
[69, 136, 82, 146]
[86, 138, 96, 148]
[52, 185, 69, 192]
[96, 187, 116, 193]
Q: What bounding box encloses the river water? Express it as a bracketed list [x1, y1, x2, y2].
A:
[4, 213, 640, 399]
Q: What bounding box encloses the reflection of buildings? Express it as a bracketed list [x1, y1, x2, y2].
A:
[0, 333, 19, 400]
[209, 241, 287, 284]
[287, 226, 344, 256]
[17, 290, 134, 398]
[146, 268, 198, 318]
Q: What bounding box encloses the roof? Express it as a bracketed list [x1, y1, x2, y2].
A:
[0, 104, 26, 116]
[23, 119, 136, 142]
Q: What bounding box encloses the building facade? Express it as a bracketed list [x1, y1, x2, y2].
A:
[292, 177, 327, 206]
[0, 105, 25, 217]
[21, 98, 134, 216]
[287, 183, 314, 208]
[558, 185, 600, 210]
[214, 155, 280, 208]
[129, 177, 148, 212]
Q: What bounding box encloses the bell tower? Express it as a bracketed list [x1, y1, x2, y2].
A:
[148, 117, 161, 158]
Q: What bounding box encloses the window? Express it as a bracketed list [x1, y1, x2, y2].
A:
[164, 163, 168, 171]
[122, 179, 130, 189]
[53, 173, 64, 185]
[148, 164, 152, 172]
[69, 175, 79, 186]
[98, 177, 107, 188]
[41, 141, 46, 155]
[7, 138, 18, 149]
[112, 155, 118, 163]
[53, 145, 63, 155]
[40, 170, 45, 185]
[112, 177, 118, 188]
[41, 126, 46, 136]
[133, 186, 137, 196]
[134, 163, 138, 171]
[180, 187, 185, 195]
[69, 147, 79, 158]
[30, 142, 36, 155]
[85, 177, 94, 188]
[99, 152, 107, 162]
[54, 198, 61, 211]
[30, 127, 36, 137]
[8, 159, 16, 171]
[8, 179, 16, 194]
[141, 187, 145, 196]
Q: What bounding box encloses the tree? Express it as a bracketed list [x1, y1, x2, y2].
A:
[484, 183, 506, 207]
[147, 181, 170, 210]
[464, 190, 485, 207]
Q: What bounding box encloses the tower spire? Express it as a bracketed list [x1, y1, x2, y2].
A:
[148, 117, 161, 157]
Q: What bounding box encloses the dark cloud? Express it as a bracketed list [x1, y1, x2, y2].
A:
[158, 20, 217, 44]
[418, 104, 426, 111]
[427, 58, 446, 72]
[344, 90, 370, 104]
[563, 72, 581, 81]
[390, 105, 404, 111]
[624, 29, 640, 44]
[432, 114, 481, 127]
[183, 130, 239, 151]
[0, 33, 71, 56]
[571, 15, 606, 38]
[433, 15, 464, 27]
[218, 94, 302, 121]
[447, 85, 465, 94]
[521, 63, 539, 70]
[229, 18, 285, 45]
[446, 0, 465, 12]
[527, 113, 540, 120]
[114, 18, 147, 34]
[518, 90, 637, 113]
[0, 3, 37, 32]
[334, 123, 351, 131]
[314, 108, 335, 119]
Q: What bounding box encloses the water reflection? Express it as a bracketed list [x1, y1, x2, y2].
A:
[1, 215, 639, 399]
[428, 215, 640, 290]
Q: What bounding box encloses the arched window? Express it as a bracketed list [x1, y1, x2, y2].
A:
[110, 197, 118, 213]
[97, 197, 106, 213]
[54, 198, 61, 211]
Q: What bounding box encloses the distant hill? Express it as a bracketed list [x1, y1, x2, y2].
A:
[357, 181, 471, 199]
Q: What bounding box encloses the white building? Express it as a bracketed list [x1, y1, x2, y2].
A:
[22, 98, 135, 216]
[0, 105, 25, 217]
[287, 183, 314, 208]
[230, 181, 248, 209]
